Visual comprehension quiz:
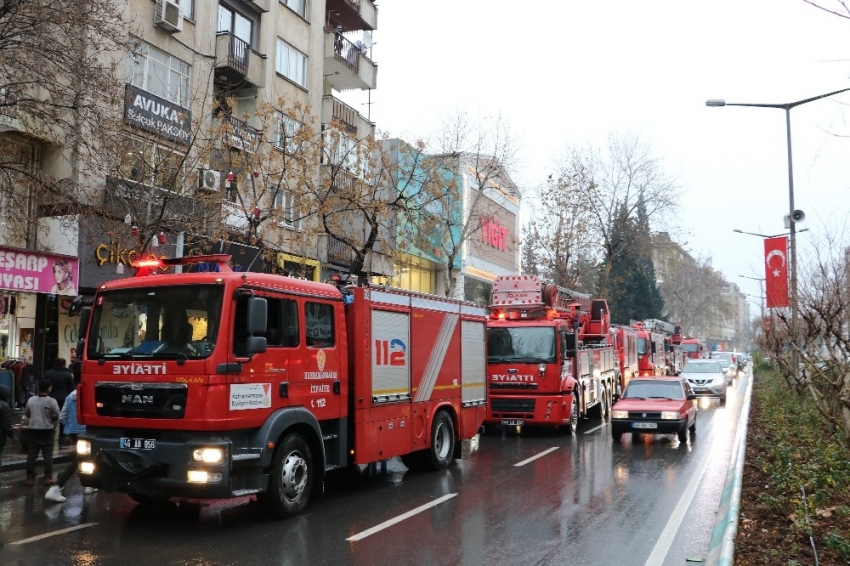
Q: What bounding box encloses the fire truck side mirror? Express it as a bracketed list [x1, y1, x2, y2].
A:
[76, 306, 91, 360]
[245, 297, 268, 355]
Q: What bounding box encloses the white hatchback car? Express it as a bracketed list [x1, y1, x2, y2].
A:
[680, 359, 727, 404]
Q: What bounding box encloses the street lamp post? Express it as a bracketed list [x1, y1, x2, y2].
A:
[708, 88, 850, 387]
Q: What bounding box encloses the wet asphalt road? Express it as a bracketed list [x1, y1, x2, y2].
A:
[0, 372, 748, 566]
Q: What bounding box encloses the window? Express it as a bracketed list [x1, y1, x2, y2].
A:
[218, 5, 253, 45]
[274, 191, 300, 229]
[264, 298, 299, 347]
[274, 111, 303, 154]
[178, 0, 193, 19]
[127, 42, 191, 107]
[276, 39, 307, 88]
[282, 0, 308, 19]
[118, 136, 185, 190]
[305, 302, 334, 347]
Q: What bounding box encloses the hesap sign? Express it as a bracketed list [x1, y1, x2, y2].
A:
[0, 247, 79, 295]
[124, 84, 192, 145]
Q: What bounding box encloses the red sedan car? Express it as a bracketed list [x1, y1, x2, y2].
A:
[611, 376, 697, 442]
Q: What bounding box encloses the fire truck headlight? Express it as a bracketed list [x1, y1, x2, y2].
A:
[77, 440, 92, 456]
[661, 411, 680, 420]
[79, 461, 95, 474]
[538, 363, 546, 375]
[612, 410, 628, 419]
[188, 470, 223, 483]
[193, 448, 224, 463]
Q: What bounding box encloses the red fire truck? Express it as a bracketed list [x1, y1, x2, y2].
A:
[70, 255, 487, 517]
[644, 319, 684, 375]
[631, 321, 667, 376]
[609, 324, 638, 398]
[679, 336, 705, 359]
[484, 275, 617, 434]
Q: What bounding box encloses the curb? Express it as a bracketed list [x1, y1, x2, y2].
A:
[705, 372, 754, 565]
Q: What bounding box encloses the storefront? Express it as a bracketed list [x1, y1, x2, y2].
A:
[0, 246, 79, 406]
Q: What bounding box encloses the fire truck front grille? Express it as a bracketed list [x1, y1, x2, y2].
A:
[94, 382, 188, 419]
[490, 398, 535, 416]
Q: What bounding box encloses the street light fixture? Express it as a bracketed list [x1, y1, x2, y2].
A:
[732, 228, 809, 238]
[710, 88, 850, 386]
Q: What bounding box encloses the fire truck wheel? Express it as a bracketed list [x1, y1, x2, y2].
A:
[567, 394, 579, 436]
[424, 411, 455, 471]
[261, 432, 314, 518]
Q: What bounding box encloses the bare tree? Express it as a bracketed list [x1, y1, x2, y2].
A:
[549, 132, 680, 297]
[0, 0, 134, 247]
[802, 0, 850, 19]
[428, 111, 521, 298]
[761, 229, 850, 442]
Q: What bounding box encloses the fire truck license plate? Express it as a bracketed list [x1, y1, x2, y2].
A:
[632, 422, 657, 429]
[120, 438, 156, 450]
[501, 419, 524, 426]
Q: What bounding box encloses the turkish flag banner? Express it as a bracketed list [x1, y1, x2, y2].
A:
[764, 236, 789, 308]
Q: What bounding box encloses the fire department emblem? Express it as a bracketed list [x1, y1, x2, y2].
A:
[317, 349, 326, 372]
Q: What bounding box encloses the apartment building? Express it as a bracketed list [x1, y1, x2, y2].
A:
[0, 0, 378, 382]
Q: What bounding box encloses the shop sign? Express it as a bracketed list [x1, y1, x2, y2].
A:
[95, 241, 143, 267]
[0, 247, 79, 296]
[124, 84, 192, 145]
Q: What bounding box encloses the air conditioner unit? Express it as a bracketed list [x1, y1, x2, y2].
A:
[155, 0, 183, 33]
[197, 169, 220, 193]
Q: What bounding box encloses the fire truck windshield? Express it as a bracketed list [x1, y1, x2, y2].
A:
[86, 285, 224, 361]
[681, 343, 699, 353]
[487, 326, 556, 363]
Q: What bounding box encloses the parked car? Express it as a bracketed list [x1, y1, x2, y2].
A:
[611, 376, 698, 443]
[680, 359, 727, 403]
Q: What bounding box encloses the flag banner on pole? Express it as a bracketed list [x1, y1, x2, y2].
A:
[764, 236, 789, 308]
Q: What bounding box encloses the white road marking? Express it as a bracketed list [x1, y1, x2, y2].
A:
[584, 422, 608, 434]
[346, 494, 457, 542]
[513, 446, 559, 467]
[644, 442, 713, 566]
[10, 522, 99, 545]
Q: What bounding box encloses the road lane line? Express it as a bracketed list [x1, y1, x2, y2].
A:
[513, 446, 559, 467]
[10, 522, 99, 545]
[644, 441, 714, 566]
[346, 494, 457, 542]
[584, 422, 607, 434]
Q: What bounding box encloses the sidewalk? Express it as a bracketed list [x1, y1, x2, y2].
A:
[1, 409, 74, 474]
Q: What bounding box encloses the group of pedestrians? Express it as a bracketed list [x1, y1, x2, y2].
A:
[10, 357, 94, 503]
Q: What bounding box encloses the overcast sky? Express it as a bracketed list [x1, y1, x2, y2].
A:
[348, 0, 850, 313]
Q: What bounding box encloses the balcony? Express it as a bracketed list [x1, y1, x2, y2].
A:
[214, 32, 267, 89]
[326, 0, 377, 32]
[220, 115, 261, 153]
[327, 235, 353, 267]
[321, 96, 374, 138]
[324, 32, 377, 91]
[243, 0, 270, 13]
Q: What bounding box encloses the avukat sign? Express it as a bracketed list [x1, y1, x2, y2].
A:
[764, 236, 789, 308]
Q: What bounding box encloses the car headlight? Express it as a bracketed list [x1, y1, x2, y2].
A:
[193, 448, 224, 463]
[612, 410, 629, 419]
[661, 411, 680, 420]
[77, 439, 92, 456]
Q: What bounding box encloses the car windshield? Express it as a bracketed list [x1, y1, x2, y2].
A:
[623, 380, 685, 400]
[487, 326, 556, 363]
[683, 362, 722, 373]
[86, 284, 224, 361]
[717, 359, 731, 368]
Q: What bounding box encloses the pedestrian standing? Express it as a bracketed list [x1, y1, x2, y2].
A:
[0, 384, 15, 469]
[44, 358, 75, 445]
[45, 389, 96, 502]
[24, 379, 60, 487]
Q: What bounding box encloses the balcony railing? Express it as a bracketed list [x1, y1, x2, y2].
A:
[214, 32, 266, 88]
[327, 96, 358, 135]
[327, 235, 353, 267]
[222, 115, 261, 153]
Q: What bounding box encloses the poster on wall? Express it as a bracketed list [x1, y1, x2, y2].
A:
[19, 328, 33, 363]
